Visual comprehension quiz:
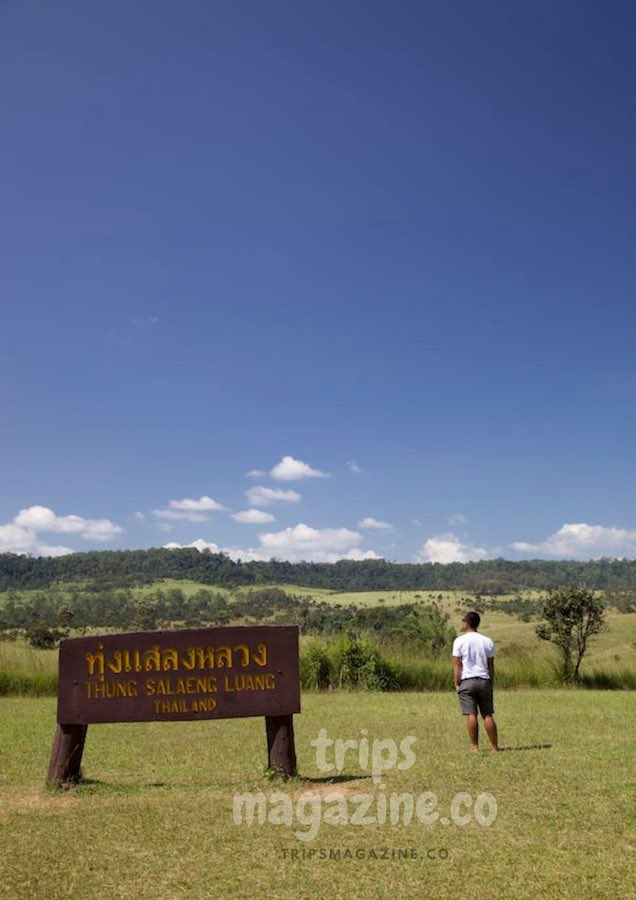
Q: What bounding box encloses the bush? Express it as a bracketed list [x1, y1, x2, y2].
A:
[25, 623, 64, 649]
[300, 641, 332, 689]
[328, 635, 397, 691]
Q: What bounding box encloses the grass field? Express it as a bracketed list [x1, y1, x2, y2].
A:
[0, 692, 634, 899]
[4, 584, 636, 692]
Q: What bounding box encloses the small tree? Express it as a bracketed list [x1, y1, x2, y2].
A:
[56, 602, 74, 629]
[26, 623, 63, 649]
[536, 586, 606, 684]
[131, 599, 157, 631]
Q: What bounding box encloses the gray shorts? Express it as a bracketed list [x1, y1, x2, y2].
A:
[457, 677, 494, 716]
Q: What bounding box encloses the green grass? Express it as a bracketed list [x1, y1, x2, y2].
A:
[3, 584, 635, 693]
[0, 643, 58, 695]
[2, 594, 635, 694]
[0, 693, 634, 899]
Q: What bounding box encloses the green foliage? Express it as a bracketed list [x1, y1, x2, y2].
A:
[536, 586, 607, 684]
[0, 643, 58, 695]
[5, 548, 636, 594]
[299, 641, 332, 689]
[25, 623, 64, 649]
[603, 588, 636, 613]
[328, 635, 397, 690]
[131, 599, 158, 631]
[299, 636, 398, 691]
[56, 602, 73, 628]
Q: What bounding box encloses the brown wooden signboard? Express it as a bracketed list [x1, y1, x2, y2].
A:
[47, 625, 299, 785]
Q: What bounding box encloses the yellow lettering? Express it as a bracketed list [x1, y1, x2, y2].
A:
[156, 678, 172, 695]
[192, 697, 216, 712]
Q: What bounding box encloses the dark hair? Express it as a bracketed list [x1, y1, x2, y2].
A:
[463, 611, 481, 630]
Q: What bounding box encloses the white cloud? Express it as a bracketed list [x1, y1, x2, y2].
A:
[512, 522, 636, 560]
[415, 533, 491, 564]
[358, 517, 392, 531]
[246, 469, 266, 479]
[256, 523, 378, 563]
[168, 496, 225, 512]
[151, 495, 226, 523]
[164, 539, 220, 553]
[340, 548, 381, 561]
[347, 460, 363, 474]
[270, 456, 329, 481]
[448, 513, 468, 527]
[36, 542, 76, 557]
[165, 523, 380, 563]
[152, 509, 209, 523]
[245, 486, 301, 507]
[14, 505, 122, 541]
[0, 523, 39, 554]
[232, 509, 276, 524]
[164, 541, 265, 562]
[134, 512, 146, 521]
[0, 522, 74, 557]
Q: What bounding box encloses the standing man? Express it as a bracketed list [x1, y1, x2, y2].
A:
[452, 611, 499, 753]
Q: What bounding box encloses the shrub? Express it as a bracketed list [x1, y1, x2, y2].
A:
[300, 641, 332, 689]
[25, 623, 63, 649]
[327, 635, 397, 691]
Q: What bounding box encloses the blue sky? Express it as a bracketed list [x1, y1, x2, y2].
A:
[2, 1, 636, 563]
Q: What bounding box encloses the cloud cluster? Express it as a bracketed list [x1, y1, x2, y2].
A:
[165, 523, 380, 564]
[257, 524, 376, 562]
[13, 506, 121, 540]
[270, 456, 329, 481]
[512, 523, 636, 560]
[164, 539, 220, 554]
[152, 496, 225, 523]
[358, 517, 392, 531]
[1, 506, 122, 557]
[231, 509, 276, 524]
[415, 533, 491, 564]
[245, 486, 301, 507]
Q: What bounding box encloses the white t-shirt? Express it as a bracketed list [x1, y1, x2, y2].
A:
[452, 631, 495, 680]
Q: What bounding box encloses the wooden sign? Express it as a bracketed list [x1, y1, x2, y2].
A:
[48, 625, 299, 785]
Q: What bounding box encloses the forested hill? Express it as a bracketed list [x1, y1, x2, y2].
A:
[2, 548, 636, 592]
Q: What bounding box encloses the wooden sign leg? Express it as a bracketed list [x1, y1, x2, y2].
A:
[265, 714, 297, 778]
[47, 723, 88, 786]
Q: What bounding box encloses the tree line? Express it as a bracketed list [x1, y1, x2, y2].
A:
[3, 548, 636, 592]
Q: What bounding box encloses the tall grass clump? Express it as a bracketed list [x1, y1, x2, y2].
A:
[579, 667, 636, 690]
[0, 641, 58, 695]
[300, 635, 634, 691]
[300, 637, 399, 690]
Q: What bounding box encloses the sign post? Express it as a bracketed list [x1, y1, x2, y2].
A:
[47, 624, 300, 785]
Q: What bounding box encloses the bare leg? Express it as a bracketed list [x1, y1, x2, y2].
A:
[466, 713, 479, 751]
[483, 715, 499, 752]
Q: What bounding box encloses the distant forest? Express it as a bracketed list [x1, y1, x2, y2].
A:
[2, 547, 636, 592]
